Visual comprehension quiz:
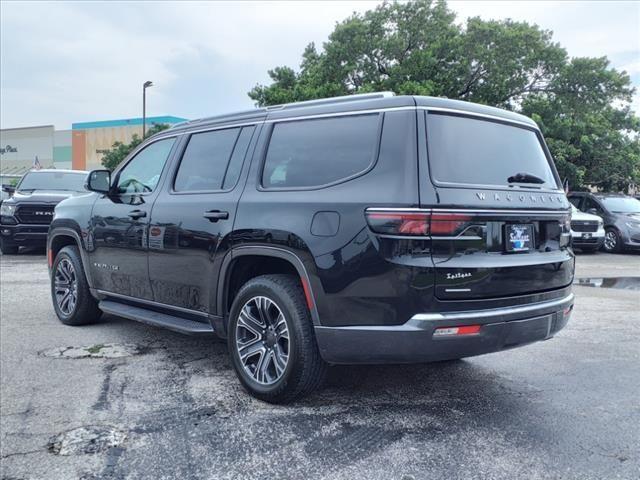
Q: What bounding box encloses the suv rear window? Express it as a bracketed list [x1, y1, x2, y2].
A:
[426, 113, 558, 189]
[262, 114, 380, 189]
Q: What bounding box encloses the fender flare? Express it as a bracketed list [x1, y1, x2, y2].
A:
[47, 227, 95, 288]
[217, 245, 321, 327]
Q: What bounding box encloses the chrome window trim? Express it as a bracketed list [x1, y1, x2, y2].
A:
[264, 106, 413, 124]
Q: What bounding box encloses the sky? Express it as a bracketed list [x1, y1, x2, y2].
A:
[1, 0, 638, 130]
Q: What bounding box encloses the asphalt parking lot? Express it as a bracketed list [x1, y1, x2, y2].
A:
[1, 250, 639, 480]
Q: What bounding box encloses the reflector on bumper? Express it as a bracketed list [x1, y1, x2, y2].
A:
[433, 325, 481, 337]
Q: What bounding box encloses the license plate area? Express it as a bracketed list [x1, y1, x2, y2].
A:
[504, 224, 534, 253]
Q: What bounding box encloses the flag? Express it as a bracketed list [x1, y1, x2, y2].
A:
[33, 156, 42, 170]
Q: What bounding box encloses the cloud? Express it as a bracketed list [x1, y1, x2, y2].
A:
[1, 0, 638, 129]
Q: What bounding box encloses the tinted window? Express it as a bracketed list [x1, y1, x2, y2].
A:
[174, 128, 240, 192]
[223, 126, 255, 190]
[426, 114, 558, 189]
[18, 171, 86, 192]
[262, 114, 380, 188]
[599, 196, 640, 213]
[117, 138, 175, 194]
[568, 196, 582, 209]
[583, 197, 603, 214]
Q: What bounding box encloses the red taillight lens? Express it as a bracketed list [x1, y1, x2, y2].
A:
[365, 211, 430, 236]
[430, 213, 472, 236]
[366, 209, 474, 237]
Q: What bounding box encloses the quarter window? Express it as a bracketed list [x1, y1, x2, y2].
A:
[117, 137, 176, 194]
[262, 114, 380, 189]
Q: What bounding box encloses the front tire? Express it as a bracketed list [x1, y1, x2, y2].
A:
[228, 274, 327, 403]
[51, 246, 102, 326]
[603, 228, 621, 253]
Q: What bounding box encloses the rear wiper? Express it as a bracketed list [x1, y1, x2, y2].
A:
[507, 172, 545, 184]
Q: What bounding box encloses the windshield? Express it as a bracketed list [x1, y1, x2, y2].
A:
[18, 171, 87, 192]
[426, 113, 559, 189]
[600, 197, 640, 213]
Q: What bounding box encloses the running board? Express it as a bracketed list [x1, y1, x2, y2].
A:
[99, 300, 215, 336]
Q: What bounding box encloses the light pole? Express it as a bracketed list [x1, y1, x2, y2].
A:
[142, 80, 153, 138]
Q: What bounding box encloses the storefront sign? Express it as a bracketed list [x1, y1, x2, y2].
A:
[0, 145, 18, 155]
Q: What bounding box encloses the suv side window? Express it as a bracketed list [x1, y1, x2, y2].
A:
[117, 138, 176, 194]
[568, 196, 583, 209]
[174, 128, 242, 192]
[262, 114, 381, 189]
[584, 196, 604, 214]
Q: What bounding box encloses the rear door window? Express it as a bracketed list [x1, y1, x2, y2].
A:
[426, 113, 559, 189]
[262, 114, 381, 189]
[174, 128, 241, 192]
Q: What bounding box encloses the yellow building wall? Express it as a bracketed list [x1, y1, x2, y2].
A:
[84, 125, 144, 170]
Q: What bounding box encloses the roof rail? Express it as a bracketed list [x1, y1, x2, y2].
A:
[168, 107, 268, 130]
[265, 92, 396, 111]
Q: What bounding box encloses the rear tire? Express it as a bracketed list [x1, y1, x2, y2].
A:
[228, 274, 327, 403]
[603, 228, 621, 253]
[51, 246, 102, 326]
[0, 240, 18, 255]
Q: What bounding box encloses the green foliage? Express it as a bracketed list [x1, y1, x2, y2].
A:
[249, 0, 639, 191]
[100, 123, 170, 170]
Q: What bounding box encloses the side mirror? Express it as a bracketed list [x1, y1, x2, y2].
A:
[586, 208, 598, 216]
[2, 184, 16, 195]
[86, 170, 111, 194]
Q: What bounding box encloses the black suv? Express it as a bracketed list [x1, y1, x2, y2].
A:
[568, 192, 640, 252]
[48, 93, 574, 402]
[1, 169, 88, 254]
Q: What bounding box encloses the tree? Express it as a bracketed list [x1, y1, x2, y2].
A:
[249, 0, 639, 191]
[100, 123, 170, 170]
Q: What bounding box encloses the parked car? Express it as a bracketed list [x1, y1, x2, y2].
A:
[0, 169, 89, 254]
[48, 93, 574, 402]
[567, 192, 640, 253]
[569, 204, 604, 252]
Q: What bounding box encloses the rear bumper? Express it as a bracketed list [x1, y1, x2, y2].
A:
[315, 292, 574, 364]
[0, 224, 49, 246]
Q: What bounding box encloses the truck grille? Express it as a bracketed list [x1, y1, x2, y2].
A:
[571, 220, 598, 233]
[15, 205, 55, 225]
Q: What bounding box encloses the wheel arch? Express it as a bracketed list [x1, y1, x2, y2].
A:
[47, 227, 94, 288]
[218, 246, 321, 331]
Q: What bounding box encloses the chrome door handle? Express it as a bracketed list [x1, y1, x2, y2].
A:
[203, 210, 229, 222]
[128, 210, 147, 219]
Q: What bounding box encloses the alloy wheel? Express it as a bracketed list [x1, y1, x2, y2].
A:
[54, 258, 78, 315]
[235, 296, 290, 385]
[604, 230, 618, 251]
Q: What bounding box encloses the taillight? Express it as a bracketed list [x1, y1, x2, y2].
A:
[365, 209, 474, 237]
[365, 210, 430, 236]
[430, 212, 472, 236]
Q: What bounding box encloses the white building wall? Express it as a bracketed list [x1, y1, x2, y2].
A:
[0, 125, 55, 174]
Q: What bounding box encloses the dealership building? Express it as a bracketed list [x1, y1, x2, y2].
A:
[0, 115, 186, 183]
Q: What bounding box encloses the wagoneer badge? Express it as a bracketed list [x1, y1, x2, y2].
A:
[476, 192, 563, 203]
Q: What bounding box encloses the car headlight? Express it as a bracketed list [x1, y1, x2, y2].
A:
[0, 203, 16, 216]
[625, 221, 640, 230]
